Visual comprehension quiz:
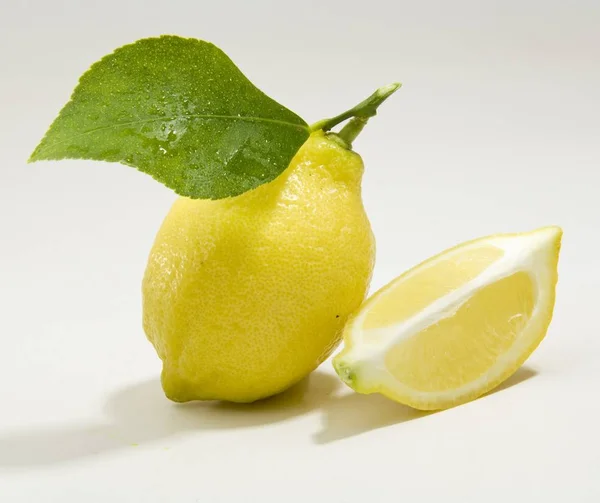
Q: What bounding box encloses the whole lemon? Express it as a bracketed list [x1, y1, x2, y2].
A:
[142, 131, 375, 402]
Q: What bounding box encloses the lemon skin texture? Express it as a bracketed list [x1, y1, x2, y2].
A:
[142, 131, 375, 403]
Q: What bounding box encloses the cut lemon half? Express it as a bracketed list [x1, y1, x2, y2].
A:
[333, 226, 562, 410]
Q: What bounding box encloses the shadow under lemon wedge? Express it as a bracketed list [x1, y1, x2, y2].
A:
[333, 226, 562, 411]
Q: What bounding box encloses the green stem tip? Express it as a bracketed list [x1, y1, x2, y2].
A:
[310, 82, 401, 148]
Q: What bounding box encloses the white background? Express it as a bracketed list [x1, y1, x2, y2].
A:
[1, 0, 599, 501]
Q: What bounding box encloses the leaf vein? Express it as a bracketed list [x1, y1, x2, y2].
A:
[38, 113, 309, 153]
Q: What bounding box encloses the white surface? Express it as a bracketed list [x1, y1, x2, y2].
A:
[1, 1, 599, 501]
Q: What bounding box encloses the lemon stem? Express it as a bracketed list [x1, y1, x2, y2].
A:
[310, 82, 401, 148]
[336, 116, 369, 148]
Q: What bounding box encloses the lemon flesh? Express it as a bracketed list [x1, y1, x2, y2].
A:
[143, 132, 375, 403]
[334, 227, 562, 410]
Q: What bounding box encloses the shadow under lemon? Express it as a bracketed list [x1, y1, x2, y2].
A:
[0, 366, 537, 466]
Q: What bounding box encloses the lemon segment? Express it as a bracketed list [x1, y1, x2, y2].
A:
[363, 245, 504, 330]
[333, 227, 562, 410]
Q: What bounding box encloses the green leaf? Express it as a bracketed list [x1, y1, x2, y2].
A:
[29, 36, 310, 199]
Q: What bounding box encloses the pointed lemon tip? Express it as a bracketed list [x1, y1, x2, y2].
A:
[520, 226, 562, 249]
[332, 356, 357, 389]
[538, 225, 563, 238]
[532, 226, 563, 253]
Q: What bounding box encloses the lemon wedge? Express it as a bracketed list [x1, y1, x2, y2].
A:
[333, 226, 562, 410]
